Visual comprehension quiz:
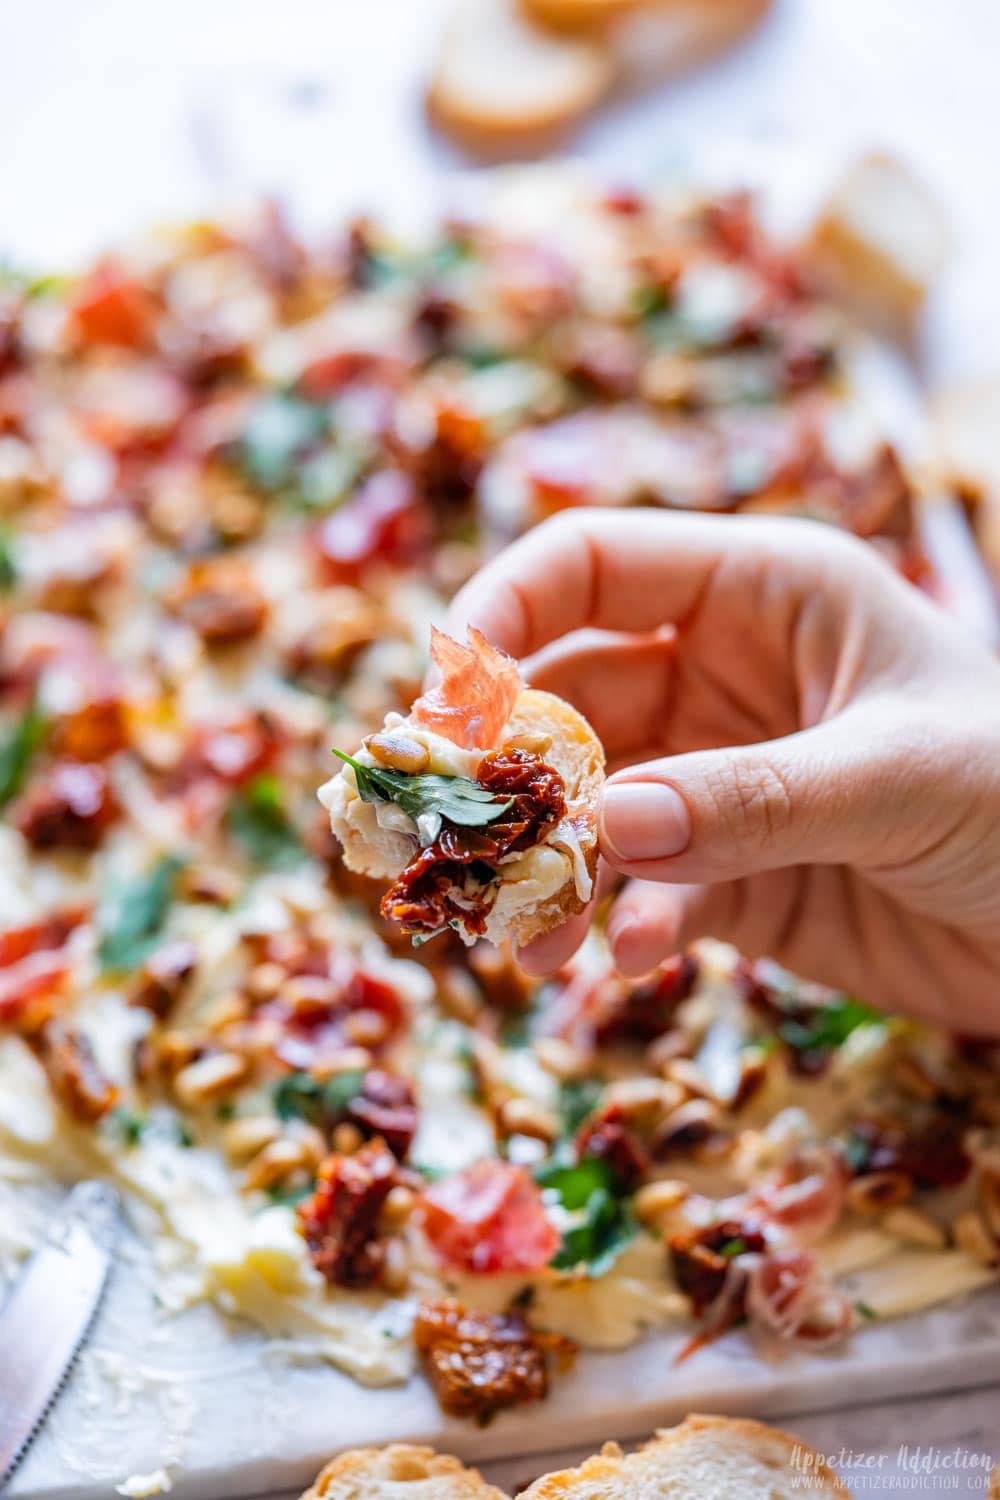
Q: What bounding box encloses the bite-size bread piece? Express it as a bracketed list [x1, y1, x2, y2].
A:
[302, 1444, 509, 1500]
[318, 630, 604, 948]
[516, 1415, 853, 1498]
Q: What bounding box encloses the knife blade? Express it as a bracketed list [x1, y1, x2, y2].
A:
[0, 1182, 118, 1490]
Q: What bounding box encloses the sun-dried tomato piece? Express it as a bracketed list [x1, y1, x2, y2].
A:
[296, 1136, 405, 1287]
[594, 952, 700, 1046]
[166, 557, 268, 645]
[315, 471, 430, 584]
[31, 1020, 119, 1123]
[69, 263, 159, 350]
[668, 1219, 767, 1317]
[848, 1117, 971, 1191]
[346, 1069, 418, 1159]
[0, 955, 72, 1031]
[0, 908, 88, 970]
[11, 762, 119, 850]
[414, 1299, 572, 1422]
[576, 1104, 650, 1192]
[52, 697, 129, 761]
[380, 747, 566, 937]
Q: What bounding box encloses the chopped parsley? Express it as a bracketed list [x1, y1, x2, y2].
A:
[556, 1078, 604, 1138]
[537, 1154, 636, 1277]
[0, 526, 16, 592]
[273, 1068, 366, 1128]
[237, 390, 329, 493]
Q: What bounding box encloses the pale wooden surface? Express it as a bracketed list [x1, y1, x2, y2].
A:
[2, 1, 999, 1490]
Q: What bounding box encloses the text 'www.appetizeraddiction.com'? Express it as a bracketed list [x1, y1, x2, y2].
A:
[788, 1443, 999, 1493]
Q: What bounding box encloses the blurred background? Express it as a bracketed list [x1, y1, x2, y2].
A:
[3, 0, 998, 385]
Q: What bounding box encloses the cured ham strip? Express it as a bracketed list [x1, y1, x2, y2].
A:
[410, 627, 521, 750]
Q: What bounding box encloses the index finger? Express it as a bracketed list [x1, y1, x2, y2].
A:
[446, 509, 852, 660]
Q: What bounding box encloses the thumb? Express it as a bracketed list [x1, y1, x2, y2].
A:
[598, 712, 913, 886]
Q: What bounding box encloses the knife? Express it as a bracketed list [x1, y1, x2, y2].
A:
[0, 1181, 119, 1490]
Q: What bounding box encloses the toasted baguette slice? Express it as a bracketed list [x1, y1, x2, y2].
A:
[427, 0, 615, 156]
[516, 1415, 853, 1497]
[320, 648, 604, 949]
[303, 1444, 508, 1500]
[803, 151, 948, 340]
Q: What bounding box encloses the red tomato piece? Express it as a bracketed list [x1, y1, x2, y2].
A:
[315, 471, 428, 583]
[0, 953, 71, 1029]
[0, 908, 87, 969]
[69, 263, 159, 350]
[419, 1159, 559, 1275]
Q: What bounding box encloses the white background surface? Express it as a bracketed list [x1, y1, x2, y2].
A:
[2, 0, 998, 1491]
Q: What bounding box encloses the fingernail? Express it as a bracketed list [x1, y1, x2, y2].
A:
[600, 781, 691, 863]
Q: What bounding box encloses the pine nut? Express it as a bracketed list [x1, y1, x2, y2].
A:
[381, 1236, 410, 1292]
[633, 1178, 690, 1229]
[331, 1121, 364, 1155]
[365, 732, 429, 773]
[499, 1096, 559, 1144]
[174, 1050, 248, 1106]
[223, 1115, 282, 1162]
[246, 962, 286, 1003]
[244, 1137, 309, 1191]
[533, 1037, 589, 1082]
[953, 1210, 998, 1266]
[381, 1185, 416, 1228]
[847, 1170, 913, 1216]
[503, 732, 553, 756]
[344, 1009, 389, 1048]
[883, 1205, 947, 1250]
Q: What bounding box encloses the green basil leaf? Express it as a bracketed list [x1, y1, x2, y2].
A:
[98, 854, 184, 973]
[273, 1068, 366, 1127]
[556, 1078, 604, 1138]
[536, 1153, 615, 1210]
[332, 748, 514, 836]
[779, 996, 881, 1056]
[549, 1185, 636, 1276]
[0, 699, 47, 806]
[238, 390, 329, 492]
[0, 526, 16, 592]
[226, 774, 303, 868]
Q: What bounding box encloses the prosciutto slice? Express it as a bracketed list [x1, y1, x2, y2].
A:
[410, 627, 521, 750]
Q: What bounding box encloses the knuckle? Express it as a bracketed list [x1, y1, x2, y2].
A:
[705, 755, 794, 845]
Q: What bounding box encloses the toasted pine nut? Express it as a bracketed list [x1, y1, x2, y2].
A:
[883, 1205, 947, 1250]
[246, 962, 286, 1003]
[202, 990, 250, 1031]
[953, 1209, 998, 1266]
[332, 1121, 364, 1155]
[381, 1185, 416, 1228]
[651, 1098, 721, 1156]
[606, 1076, 683, 1130]
[223, 1115, 282, 1162]
[499, 1096, 559, 1144]
[365, 731, 429, 774]
[280, 974, 339, 1018]
[503, 732, 553, 756]
[533, 1037, 589, 1082]
[633, 1178, 690, 1229]
[244, 1137, 309, 1191]
[286, 1119, 328, 1168]
[847, 1170, 913, 1216]
[313, 1047, 374, 1080]
[382, 1235, 411, 1292]
[174, 1050, 248, 1106]
[663, 1058, 713, 1100]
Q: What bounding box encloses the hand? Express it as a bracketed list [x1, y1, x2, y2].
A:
[448, 509, 1000, 1035]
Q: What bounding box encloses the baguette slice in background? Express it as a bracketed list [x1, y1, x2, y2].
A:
[802, 151, 949, 342]
[931, 376, 1000, 582]
[427, 0, 616, 156]
[302, 1444, 509, 1500]
[515, 1415, 853, 1497]
[428, 0, 772, 156]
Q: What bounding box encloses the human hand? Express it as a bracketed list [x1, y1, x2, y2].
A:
[448, 510, 1000, 1035]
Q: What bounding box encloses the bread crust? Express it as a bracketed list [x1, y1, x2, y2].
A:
[515, 1414, 853, 1497]
[303, 1444, 509, 1500]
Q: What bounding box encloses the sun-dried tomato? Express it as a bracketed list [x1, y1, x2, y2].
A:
[847, 1117, 971, 1191]
[12, 762, 119, 850]
[315, 471, 431, 584]
[296, 1136, 406, 1288]
[594, 952, 700, 1046]
[668, 1219, 767, 1316]
[346, 1069, 418, 1159]
[414, 1299, 572, 1422]
[576, 1104, 650, 1192]
[129, 940, 198, 1020]
[380, 749, 566, 936]
[0, 908, 88, 969]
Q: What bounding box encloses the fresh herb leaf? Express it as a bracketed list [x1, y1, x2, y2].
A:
[266, 1180, 314, 1207]
[226, 774, 303, 868]
[633, 283, 672, 321]
[855, 1300, 877, 1321]
[332, 748, 514, 843]
[297, 445, 366, 511]
[779, 997, 882, 1057]
[549, 1183, 636, 1276]
[536, 1153, 615, 1209]
[273, 1068, 366, 1127]
[719, 1236, 748, 1259]
[0, 527, 16, 592]
[557, 1078, 604, 1138]
[841, 1131, 872, 1173]
[0, 699, 47, 806]
[98, 854, 184, 973]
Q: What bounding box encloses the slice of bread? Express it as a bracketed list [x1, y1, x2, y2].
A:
[302, 1444, 509, 1500]
[322, 682, 604, 949]
[803, 151, 949, 340]
[427, 0, 616, 156]
[515, 1415, 853, 1497]
[931, 376, 1000, 580]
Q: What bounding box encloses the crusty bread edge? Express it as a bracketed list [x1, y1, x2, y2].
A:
[303, 1443, 509, 1500]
